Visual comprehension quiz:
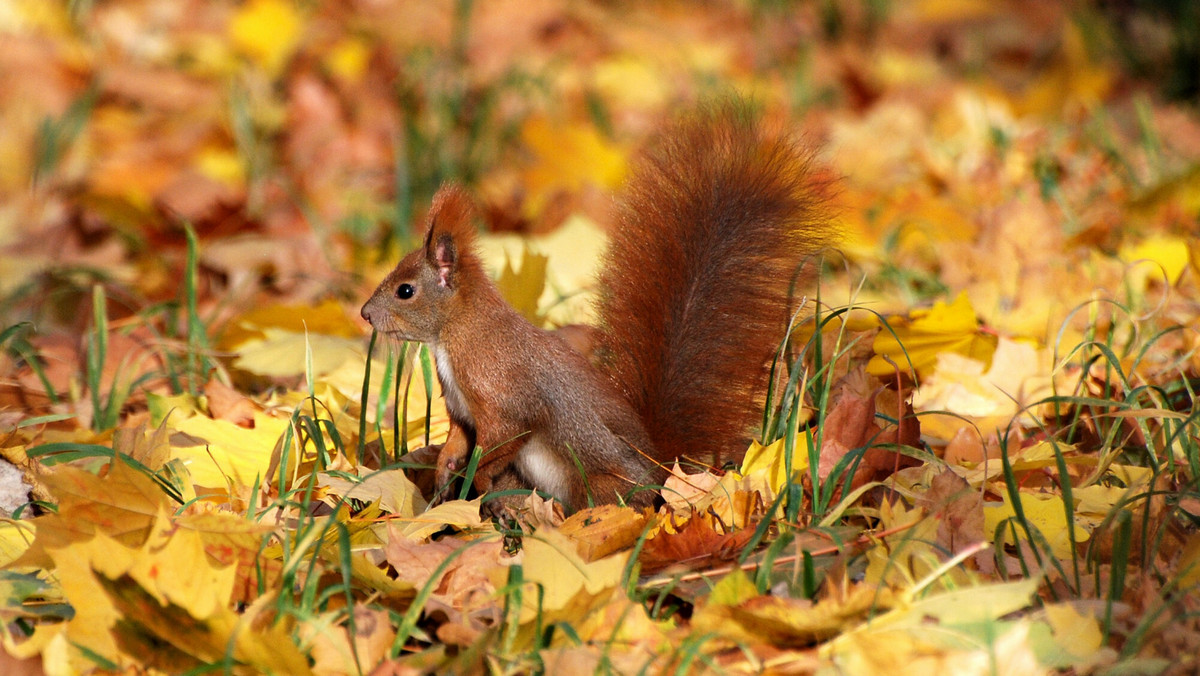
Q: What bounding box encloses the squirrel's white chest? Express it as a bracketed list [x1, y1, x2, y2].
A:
[434, 345, 474, 427]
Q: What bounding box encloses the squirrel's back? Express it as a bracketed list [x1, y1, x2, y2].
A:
[594, 103, 833, 467]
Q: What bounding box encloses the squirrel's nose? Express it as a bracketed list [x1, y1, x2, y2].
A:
[360, 304, 372, 323]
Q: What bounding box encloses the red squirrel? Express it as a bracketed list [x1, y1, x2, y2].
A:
[361, 104, 831, 511]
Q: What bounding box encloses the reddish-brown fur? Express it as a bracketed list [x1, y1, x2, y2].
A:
[362, 104, 831, 510]
[595, 104, 831, 466]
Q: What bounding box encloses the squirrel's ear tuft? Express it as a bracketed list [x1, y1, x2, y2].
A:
[423, 184, 477, 288]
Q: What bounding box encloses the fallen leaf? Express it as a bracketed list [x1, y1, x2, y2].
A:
[229, 0, 303, 74]
[559, 504, 648, 562]
[319, 467, 427, 517]
[390, 498, 484, 541]
[639, 512, 755, 574]
[870, 292, 998, 379]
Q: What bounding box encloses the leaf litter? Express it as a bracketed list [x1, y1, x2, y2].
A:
[2, 0, 1200, 673]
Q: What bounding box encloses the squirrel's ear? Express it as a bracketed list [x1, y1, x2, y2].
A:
[431, 233, 456, 288]
[423, 185, 475, 289]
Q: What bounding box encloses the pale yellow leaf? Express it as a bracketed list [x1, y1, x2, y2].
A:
[514, 529, 626, 625]
[232, 329, 363, 379]
[392, 498, 485, 542]
[319, 467, 426, 517]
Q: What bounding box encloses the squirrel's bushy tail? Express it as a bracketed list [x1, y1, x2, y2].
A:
[595, 103, 832, 467]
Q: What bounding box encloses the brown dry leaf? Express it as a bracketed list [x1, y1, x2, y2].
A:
[384, 528, 504, 617]
[917, 470, 988, 571]
[559, 504, 648, 562]
[202, 378, 259, 428]
[817, 370, 877, 481]
[516, 491, 565, 530]
[818, 367, 920, 489]
[639, 511, 755, 574]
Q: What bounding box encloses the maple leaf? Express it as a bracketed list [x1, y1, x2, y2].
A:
[639, 512, 754, 574]
[14, 460, 169, 569]
[870, 292, 998, 379]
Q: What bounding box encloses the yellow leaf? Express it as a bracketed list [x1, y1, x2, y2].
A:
[739, 436, 811, 496]
[478, 213, 609, 325]
[232, 329, 364, 379]
[864, 500, 944, 587]
[590, 56, 666, 110]
[318, 467, 426, 517]
[229, 0, 302, 75]
[305, 606, 394, 676]
[169, 410, 291, 490]
[825, 579, 1042, 673]
[515, 529, 626, 626]
[710, 568, 759, 606]
[1042, 603, 1104, 661]
[15, 460, 169, 569]
[194, 145, 244, 187]
[1177, 532, 1200, 590]
[391, 498, 485, 541]
[47, 531, 130, 665]
[325, 37, 371, 83]
[869, 292, 997, 378]
[912, 337, 1054, 441]
[1015, 23, 1111, 117]
[1121, 234, 1190, 288]
[983, 491, 1090, 559]
[0, 521, 33, 568]
[913, 0, 998, 22]
[91, 515, 312, 674]
[519, 116, 627, 219]
[560, 505, 648, 562]
[495, 246, 548, 323]
[220, 300, 360, 351]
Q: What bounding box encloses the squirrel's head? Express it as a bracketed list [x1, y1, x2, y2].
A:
[361, 185, 481, 344]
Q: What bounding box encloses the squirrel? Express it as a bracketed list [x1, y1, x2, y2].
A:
[360, 103, 832, 512]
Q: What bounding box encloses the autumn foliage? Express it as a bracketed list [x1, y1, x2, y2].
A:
[2, 1, 1200, 674]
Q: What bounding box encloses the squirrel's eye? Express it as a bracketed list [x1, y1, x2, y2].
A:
[396, 283, 416, 300]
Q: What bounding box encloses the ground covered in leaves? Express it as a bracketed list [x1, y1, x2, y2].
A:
[2, 1, 1200, 674]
